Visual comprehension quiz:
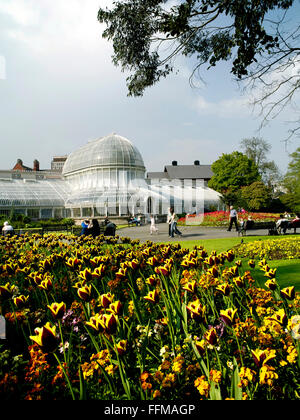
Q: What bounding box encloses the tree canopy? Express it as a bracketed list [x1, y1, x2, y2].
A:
[208, 151, 260, 205]
[98, 1, 296, 97]
[281, 147, 300, 213]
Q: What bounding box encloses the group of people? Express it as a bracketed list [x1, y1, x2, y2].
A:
[227, 206, 300, 234]
[167, 207, 182, 238]
[80, 217, 116, 238]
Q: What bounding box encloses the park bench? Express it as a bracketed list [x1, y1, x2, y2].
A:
[239, 220, 276, 236]
[287, 219, 300, 234]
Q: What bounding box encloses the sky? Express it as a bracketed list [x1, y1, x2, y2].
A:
[0, 0, 299, 175]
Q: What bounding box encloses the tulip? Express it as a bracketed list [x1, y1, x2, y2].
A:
[147, 256, 159, 266]
[220, 308, 238, 326]
[233, 276, 244, 288]
[116, 339, 127, 356]
[86, 314, 106, 333]
[30, 322, 58, 353]
[205, 328, 218, 345]
[207, 266, 219, 278]
[194, 338, 206, 356]
[226, 251, 235, 262]
[108, 300, 123, 316]
[47, 302, 66, 320]
[38, 278, 53, 291]
[0, 282, 15, 299]
[92, 264, 106, 278]
[144, 290, 159, 304]
[65, 257, 82, 271]
[154, 265, 170, 276]
[78, 268, 93, 282]
[264, 269, 277, 279]
[182, 280, 197, 294]
[146, 275, 159, 286]
[251, 349, 276, 368]
[102, 313, 118, 334]
[13, 295, 29, 309]
[187, 300, 206, 322]
[216, 283, 231, 296]
[280, 286, 295, 301]
[77, 284, 92, 302]
[267, 309, 287, 326]
[248, 260, 256, 268]
[127, 259, 139, 269]
[99, 293, 114, 309]
[265, 279, 277, 291]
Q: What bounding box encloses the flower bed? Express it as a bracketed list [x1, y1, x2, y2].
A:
[0, 233, 299, 400]
[235, 237, 300, 260]
[179, 211, 279, 227]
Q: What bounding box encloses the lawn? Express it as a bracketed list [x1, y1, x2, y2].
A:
[171, 235, 300, 292]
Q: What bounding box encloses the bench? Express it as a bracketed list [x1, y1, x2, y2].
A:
[239, 220, 276, 236]
[287, 219, 300, 234]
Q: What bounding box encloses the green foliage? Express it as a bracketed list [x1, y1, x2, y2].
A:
[282, 147, 300, 213]
[240, 181, 272, 211]
[208, 151, 260, 205]
[98, 0, 295, 96]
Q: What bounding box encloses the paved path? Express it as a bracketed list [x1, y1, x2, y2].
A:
[116, 223, 269, 243]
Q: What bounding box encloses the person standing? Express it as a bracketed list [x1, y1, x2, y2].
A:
[150, 214, 158, 235]
[227, 206, 239, 232]
[170, 208, 182, 238]
[167, 207, 172, 237]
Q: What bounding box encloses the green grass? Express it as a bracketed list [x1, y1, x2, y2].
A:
[171, 235, 300, 292]
[175, 235, 299, 254]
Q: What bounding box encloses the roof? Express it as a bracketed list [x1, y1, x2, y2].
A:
[147, 165, 213, 180]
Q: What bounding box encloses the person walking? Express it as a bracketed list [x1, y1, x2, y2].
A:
[167, 207, 172, 237]
[150, 214, 158, 235]
[170, 208, 182, 238]
[227, 206, 239, 232]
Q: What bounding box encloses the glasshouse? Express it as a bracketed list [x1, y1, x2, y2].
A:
[0, 134, 223, 219]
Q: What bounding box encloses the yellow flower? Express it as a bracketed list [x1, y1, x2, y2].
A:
[194, 376, 210, 397]
[209, 369, 221, 384]
[238, 367, 256, 388]
[30, 322, 58, 353]
[172, 354, 185, 373]
[47, 302, 66, 320]
[259, 365, 278, 387]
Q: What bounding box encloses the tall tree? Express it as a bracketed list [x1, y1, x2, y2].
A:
[281, 147, 300, 213]
[208, 151, 260, 205]
[240, 137, 281, 189]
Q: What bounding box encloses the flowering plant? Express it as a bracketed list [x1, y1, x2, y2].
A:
[0, 232, 299, 400]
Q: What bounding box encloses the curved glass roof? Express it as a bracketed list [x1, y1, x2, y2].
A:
[0, 179, 70, 208]
[63, 134, 145, 176]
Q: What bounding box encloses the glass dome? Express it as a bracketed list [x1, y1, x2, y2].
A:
[63, 134, 146, 175]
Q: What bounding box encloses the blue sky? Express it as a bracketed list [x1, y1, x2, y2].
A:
[0, 0, 299, 175]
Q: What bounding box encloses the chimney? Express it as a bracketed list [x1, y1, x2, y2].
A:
[33, 159, 40, 171]
[172, 161, 178, 166]
[194, 160, 200, 166]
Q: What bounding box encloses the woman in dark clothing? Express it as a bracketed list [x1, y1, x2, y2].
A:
[88, 219, 101, 238]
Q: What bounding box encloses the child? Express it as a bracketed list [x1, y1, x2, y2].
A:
[150, 215, 158, 235]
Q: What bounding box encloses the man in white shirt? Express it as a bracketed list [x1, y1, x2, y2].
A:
[227, 206, 239, 232]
